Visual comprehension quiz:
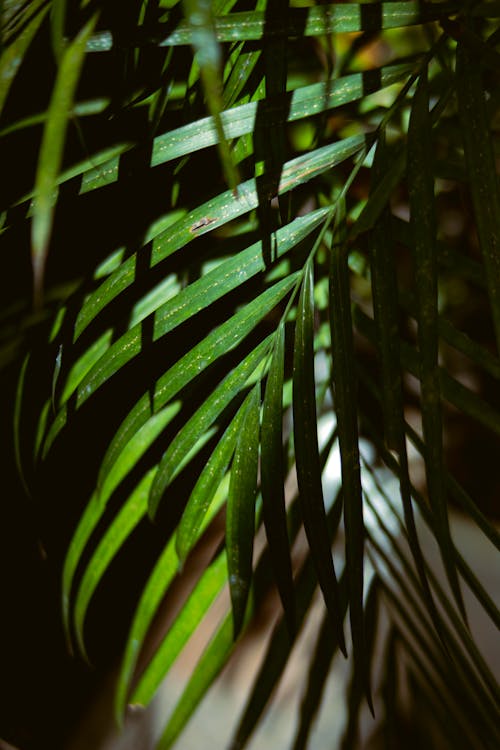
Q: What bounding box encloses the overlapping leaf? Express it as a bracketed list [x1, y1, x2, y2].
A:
[5, 3, 500, 749]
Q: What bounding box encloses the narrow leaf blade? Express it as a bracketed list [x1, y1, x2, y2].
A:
[261, 322, 295, 633]
[293, 257, 346, 654]
[226, 383, 261, 638]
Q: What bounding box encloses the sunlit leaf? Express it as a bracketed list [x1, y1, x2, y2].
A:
[149, 337, 269, 518]
[62, 207, 327, 411]
[73, 469, 155, 660]
[0, 0, 49, 116]
[131, 550, 228, 707]
[44, 275, 299, 459]
[31, 12, 99, 309]
[86, 3, 461, 52]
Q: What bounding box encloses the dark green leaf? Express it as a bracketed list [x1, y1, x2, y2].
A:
[261, 322, 295, 634]
[329, 199, 369, 704]
[226, 383, 260, 638]
[183, 0, 239, 192]
[408, 69, 465, 620]
[0, 0, 48, 115]
[294, 257, 346, 654]
[456, 39, 500, 354]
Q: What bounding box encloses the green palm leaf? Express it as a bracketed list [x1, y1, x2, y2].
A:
[3, 2, 500, 748]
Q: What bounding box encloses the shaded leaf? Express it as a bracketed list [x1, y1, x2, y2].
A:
[456, 39, 500, 353]
[31, 12, 98, 309]
[261, 322, 295, 634]
[62, 207, 326, 420]
[183, 0, 238, 192]
[226, 383, 261, 638]
[293, 257, 346, 654]
[329, 199, 369, 705]
[73, 135, 364, 340]
[408, 69, 465, 620]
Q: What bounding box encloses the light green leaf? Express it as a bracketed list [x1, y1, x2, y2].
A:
[73, 135, 364, 340]
[73, 469, 155, 660]
[62, 208, 327, 408]
[114, 535, 179, 724]
[149, 337, 270, 519]
[62, 490, 101, 648]
[156, 611, 236, 750]
[79, 63, 411, 194]
[131, 550, 227, 707]
[86, 3, 460, 52]
[175, 427, 240, 565]
[44, 274, 299, 460]
[114, 465, 233, 721]
[98, 403, 181, 507]
[31, 12, 99, 309]
[408, 69, 465, 621]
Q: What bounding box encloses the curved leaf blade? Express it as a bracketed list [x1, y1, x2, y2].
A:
[65, 208, 327, 427]
[226, 383, 261, 638]
[183, 0, 238, 192]
[293, 257, 346, 654]
[31, 12, 98, 309]
[261, 322, 295, 634]
[73, 134, 364, 339]
[44, 274, 298, 459]
[130, 550, 227, 708]
[456, 39, 500, 353]
[149, 338, 269, 519]
[176, 423, 241, 565]
[329, 199, 370, 706]
[408, 69, 465, 620]
[73, 469, 154, 660]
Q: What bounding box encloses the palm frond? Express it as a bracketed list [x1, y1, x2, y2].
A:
[2, 1, 499, 748]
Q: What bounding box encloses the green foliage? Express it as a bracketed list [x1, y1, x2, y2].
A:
[2, 1, 500, 748]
